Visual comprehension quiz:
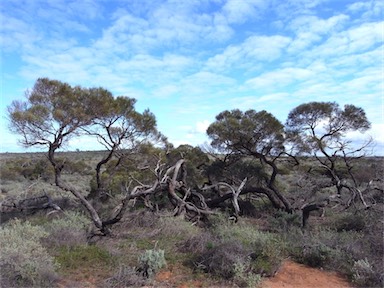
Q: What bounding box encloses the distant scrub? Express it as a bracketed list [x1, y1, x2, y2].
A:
[0, 158, 54, 181]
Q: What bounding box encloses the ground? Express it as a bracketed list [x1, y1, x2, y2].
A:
[58, 259, 353, 288]
[261, 260, 352, 288]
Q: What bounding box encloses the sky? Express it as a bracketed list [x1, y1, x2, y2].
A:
[1, 0, 383, 154]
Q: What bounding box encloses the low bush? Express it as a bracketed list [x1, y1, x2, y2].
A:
[301, 243, 333, 268]
[269, 210, 302, 232]
[333, 213, 366, 232]
[104, 265, 148, 288]
[0, 220, 59, 287]
[351, 258, 378, 287]
[194, 240, 249, 279]
[43, 211, 91, 248]
[137, 249, 167, 278]
[233, 260, 262, 288]
[189, 219, 285, 285]
[181, 231, 217, 254]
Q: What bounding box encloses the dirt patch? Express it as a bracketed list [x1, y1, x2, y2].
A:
[57, 260, 354, 288]
[261, 260, 353, 288]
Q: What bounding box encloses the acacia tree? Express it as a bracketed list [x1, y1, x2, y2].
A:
[7, 78, 162, 234]
[84, 96, 162, 200]
[286, 101, 374, 209]
[206, 109, 293, 212]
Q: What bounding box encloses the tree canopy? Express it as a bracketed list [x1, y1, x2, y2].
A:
[207, 109, 285, 157]
[285, 101, 371, 155]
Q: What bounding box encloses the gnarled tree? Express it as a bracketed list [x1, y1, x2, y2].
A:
[84, 96, 162, 201]
[286, 101, 376, 214]
[206, 109, 294, 212]
[7, 78, 161, 234]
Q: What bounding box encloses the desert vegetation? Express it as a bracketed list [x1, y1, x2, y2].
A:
[1, 78, 383, 287]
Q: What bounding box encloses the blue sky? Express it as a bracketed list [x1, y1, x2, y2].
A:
[1, 0, 383, 154]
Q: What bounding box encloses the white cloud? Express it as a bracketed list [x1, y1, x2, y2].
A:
[246, 67, 313, 90]
[305, 21, 383, 59]
[347, 1, 384, 19]
[288, 14, 349, 35]
[221, 0, 268, 24]
[205, 35, 291, 72]
[195, 120, 210, 133]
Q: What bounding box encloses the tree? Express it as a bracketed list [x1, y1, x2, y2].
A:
[206, 109, 293, 212]
[84, 96, 162, 200]
[286, 101, 375, 211]
[7, 78, 162, 234]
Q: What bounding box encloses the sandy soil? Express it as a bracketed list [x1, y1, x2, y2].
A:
[261, 260, 353, 288]
[58, 260, 354, 288]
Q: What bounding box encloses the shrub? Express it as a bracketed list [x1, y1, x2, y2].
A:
[43, 211, 91, 247]
[137, 249, 167, 278]
[190, 220, 285, 282]
[269, 210, 302, 232]
[334, 213, 366, 232]
[181, 231, 217, 254]
[104, 265, 148, 288]
[351, 258, 379, 287]
[0, 220, 59, 287]
[194, 240, 249, 279]
[302, 243, 333, 268]
[233, 260, 262, 288]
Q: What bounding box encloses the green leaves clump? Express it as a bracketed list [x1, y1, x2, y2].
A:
[137, 249, 167, 278]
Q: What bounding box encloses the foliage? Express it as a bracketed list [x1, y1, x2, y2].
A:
[62, 159, 93, 175]
[8, 78, 111, 149]
[43, 211, 91, 247]
[268, 210, 302, 232]
[193, 240, 250, 279]
[233, 260, 262, 288]
[207, 109, 285, 156]
[333, 212, 366, 232]
[0, 219, 59, 287]
[137, 249, 167, 278]
[190, 220, 285, 284]
[0, 157, 54, 181]
[351, 258, 378, 287]
[286, 101, 371, 155]
[104, 265, 148, 288]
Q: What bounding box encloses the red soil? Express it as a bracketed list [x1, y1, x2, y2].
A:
[261, 260, 353, 288]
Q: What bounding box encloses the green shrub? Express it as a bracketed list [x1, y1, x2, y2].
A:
[62, 159, 92, 175]
[43, 211, 91, 247]
[351, 258, 378, 287]
[302, 243, 333, 268]
[191, 220, 285, 282]
[334, 213, 366, 232]
[194, 240, 249, 279]
[233, 260, 262, 288]
[0, 220, 59, 287]
[137, 249, 167, 278]
[269, 210, 302, 232]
